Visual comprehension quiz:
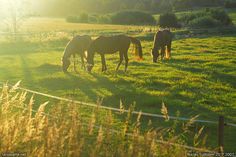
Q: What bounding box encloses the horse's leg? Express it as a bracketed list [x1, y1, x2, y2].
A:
[165, 46, 168, 59]
[167, 43, 172, 59]
[101, 54, 107, 72]
[104, 56, 107, 71]
[124, 51, 129, 72]
[156, 49, 160, 62]
[116, 51, 124, 71]
[73, 54, 77, 72]
[161, 47, 165, 60]
[80, 53, 85, 69]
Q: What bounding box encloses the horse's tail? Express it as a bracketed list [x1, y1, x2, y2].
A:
[128, 36, 143, 60]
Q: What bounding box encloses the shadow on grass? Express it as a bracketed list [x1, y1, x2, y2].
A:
[0, 41, 66, 55]
[20, 55, 34, 85]
[36, 63, 62, 74]
[210, 71, 236, 88]
[167, 58, 236, 88]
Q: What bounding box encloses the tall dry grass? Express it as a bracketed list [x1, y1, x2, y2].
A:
[0, 83, 207, 157]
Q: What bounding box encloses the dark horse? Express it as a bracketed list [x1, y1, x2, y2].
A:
[151, 29, 172, 63]
[62, 35, 92, 72]
[86, 35, 143, 72]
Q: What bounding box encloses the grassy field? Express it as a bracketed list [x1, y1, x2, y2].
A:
[0, 17, 236, 151]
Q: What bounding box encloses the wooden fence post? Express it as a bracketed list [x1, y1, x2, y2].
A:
[218, 116, 224, 153]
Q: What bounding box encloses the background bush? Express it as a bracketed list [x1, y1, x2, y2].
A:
[66, 15, 80, 23]
[209, 9, 232, 25]
[225, 0, 236, 8]
[188, 16, 220, 28]
[79, 12, 89, 23]
[66, 13, 89, 23]
[88, 15, 98, 23]
[179, 8, 232, 28]
[66, 11, 156, 25]
[97, 15, 111, 24]
[158, 12, 180, 28]
[110, 11, 156, 25]
[173, 0, 223, 11]
[66, 8, 232, 29]
[178, 11, 206, 25]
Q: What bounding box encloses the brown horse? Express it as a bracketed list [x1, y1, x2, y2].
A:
[151, 29, 172, 63]
[62, 35, 92, 72]
[86, 35, 143, 72]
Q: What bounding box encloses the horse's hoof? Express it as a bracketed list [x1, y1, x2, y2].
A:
[63, 70, 69, 73]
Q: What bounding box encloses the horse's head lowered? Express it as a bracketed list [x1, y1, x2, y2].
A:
[62, 57, 70, 73]
[151, 29, 172, 62]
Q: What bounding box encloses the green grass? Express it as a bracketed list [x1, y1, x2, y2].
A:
[0, 18, 236, 151]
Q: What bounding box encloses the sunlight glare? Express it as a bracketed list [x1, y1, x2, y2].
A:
[0, 0, 30, 17]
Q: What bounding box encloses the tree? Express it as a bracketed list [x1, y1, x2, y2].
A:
[155, 0, 173, 12]
[134, 2, 146, 10]
[1, 0, 31, 34]
[79, 12, 89, 23]
[158, 12, 180, 28]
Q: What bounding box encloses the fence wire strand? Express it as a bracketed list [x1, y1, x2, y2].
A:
[1, 82, 236, 127]
[7, 99, 215, 153]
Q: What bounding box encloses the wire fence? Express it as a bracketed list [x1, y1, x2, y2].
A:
[1, 81, 236, 153]
[1, 81, 235, 127]
[8, 95, 215, 153]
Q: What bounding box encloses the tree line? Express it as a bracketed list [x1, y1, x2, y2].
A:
[31, 0, 225, 16]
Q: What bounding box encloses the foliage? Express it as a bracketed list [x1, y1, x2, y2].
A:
[179, 8, 233, 28]
[178, 11, 206, 25]
[66, 11, 156, 25]
[88, 15, 98, 23]
[173, 0, 223, 11]
[1, 0, 31, 33]
[66, 15, 80, 23]
[225, 0, 236, 8]
[188, 16, 220, 28]
[97, 15, 111, 24]
[66, 14, 111, 24]
[110, 11, 156, 25]
[29, 0, 226, 16]
[209, 9, 232, 25]
[66, 13, 89, 23]
[158, 12, 180, 28]
[79, 12, 89, 23]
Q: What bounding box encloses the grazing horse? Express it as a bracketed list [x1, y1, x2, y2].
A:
[86, 35, 143, 72]
[151, 29, 172, 63]
[62, 35, 92, 72]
